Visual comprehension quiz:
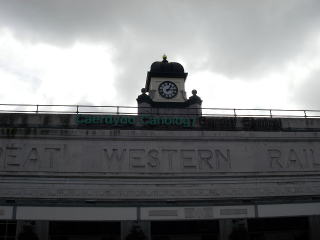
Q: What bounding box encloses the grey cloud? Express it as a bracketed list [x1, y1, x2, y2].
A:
[293, 69, 320, 109]
[0, 0, 320, 104]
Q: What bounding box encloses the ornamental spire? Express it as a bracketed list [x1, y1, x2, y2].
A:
[162, 54, 168, 62]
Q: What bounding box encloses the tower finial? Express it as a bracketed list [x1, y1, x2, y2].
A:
[162, 54, 168, 62]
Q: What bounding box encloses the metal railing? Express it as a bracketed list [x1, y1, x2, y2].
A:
[0, 103, 320, 118]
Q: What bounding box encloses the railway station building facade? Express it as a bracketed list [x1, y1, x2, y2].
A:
[0, 57, 320, 240]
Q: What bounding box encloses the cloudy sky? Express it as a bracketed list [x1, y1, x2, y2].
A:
[1, 0, 320, 113]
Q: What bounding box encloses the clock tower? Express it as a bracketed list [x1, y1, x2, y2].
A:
[137, 55, 202, 116]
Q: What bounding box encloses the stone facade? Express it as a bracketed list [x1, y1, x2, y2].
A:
[0, 113, 320, 203]
[1, 113, 320, 239]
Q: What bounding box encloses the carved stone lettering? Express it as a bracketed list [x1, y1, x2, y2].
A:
[310, 149, 320, 168]
[198, 150, 216, 169]
[180, 150, 197, 169]
[287, 149, 304, 168]
[27, 148, 39, 161]
[268, 148, 317, 170]
[268, 149, 283, 168]
[23, 148, 39, 169]
[44, 147, 61, 169]
[1, 145, 63, 171]
[129, 149, 146, 168]
[104, 148, 126, 170]
[162, 149, 177, 170]
[104, 148, 233, 172]
[5, 146, 22, 167]
[3, 142, 320, 174]
[303, 149, 310, 168]
[215, 149, 231, 169]
[147, 149, 160, 169]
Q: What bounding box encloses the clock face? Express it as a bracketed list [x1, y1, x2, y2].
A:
[158, 81, 178, 99]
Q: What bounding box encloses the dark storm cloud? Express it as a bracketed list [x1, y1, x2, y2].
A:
[0, 0, 320, 104]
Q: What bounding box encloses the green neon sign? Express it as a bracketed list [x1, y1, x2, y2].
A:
[76, 115, 196, 128]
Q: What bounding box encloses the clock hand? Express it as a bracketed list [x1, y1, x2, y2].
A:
[163, 85, 171, 94]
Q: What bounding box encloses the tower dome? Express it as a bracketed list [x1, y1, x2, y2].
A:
[150, 55, 185, 74]
[145, 55, 188, 91]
